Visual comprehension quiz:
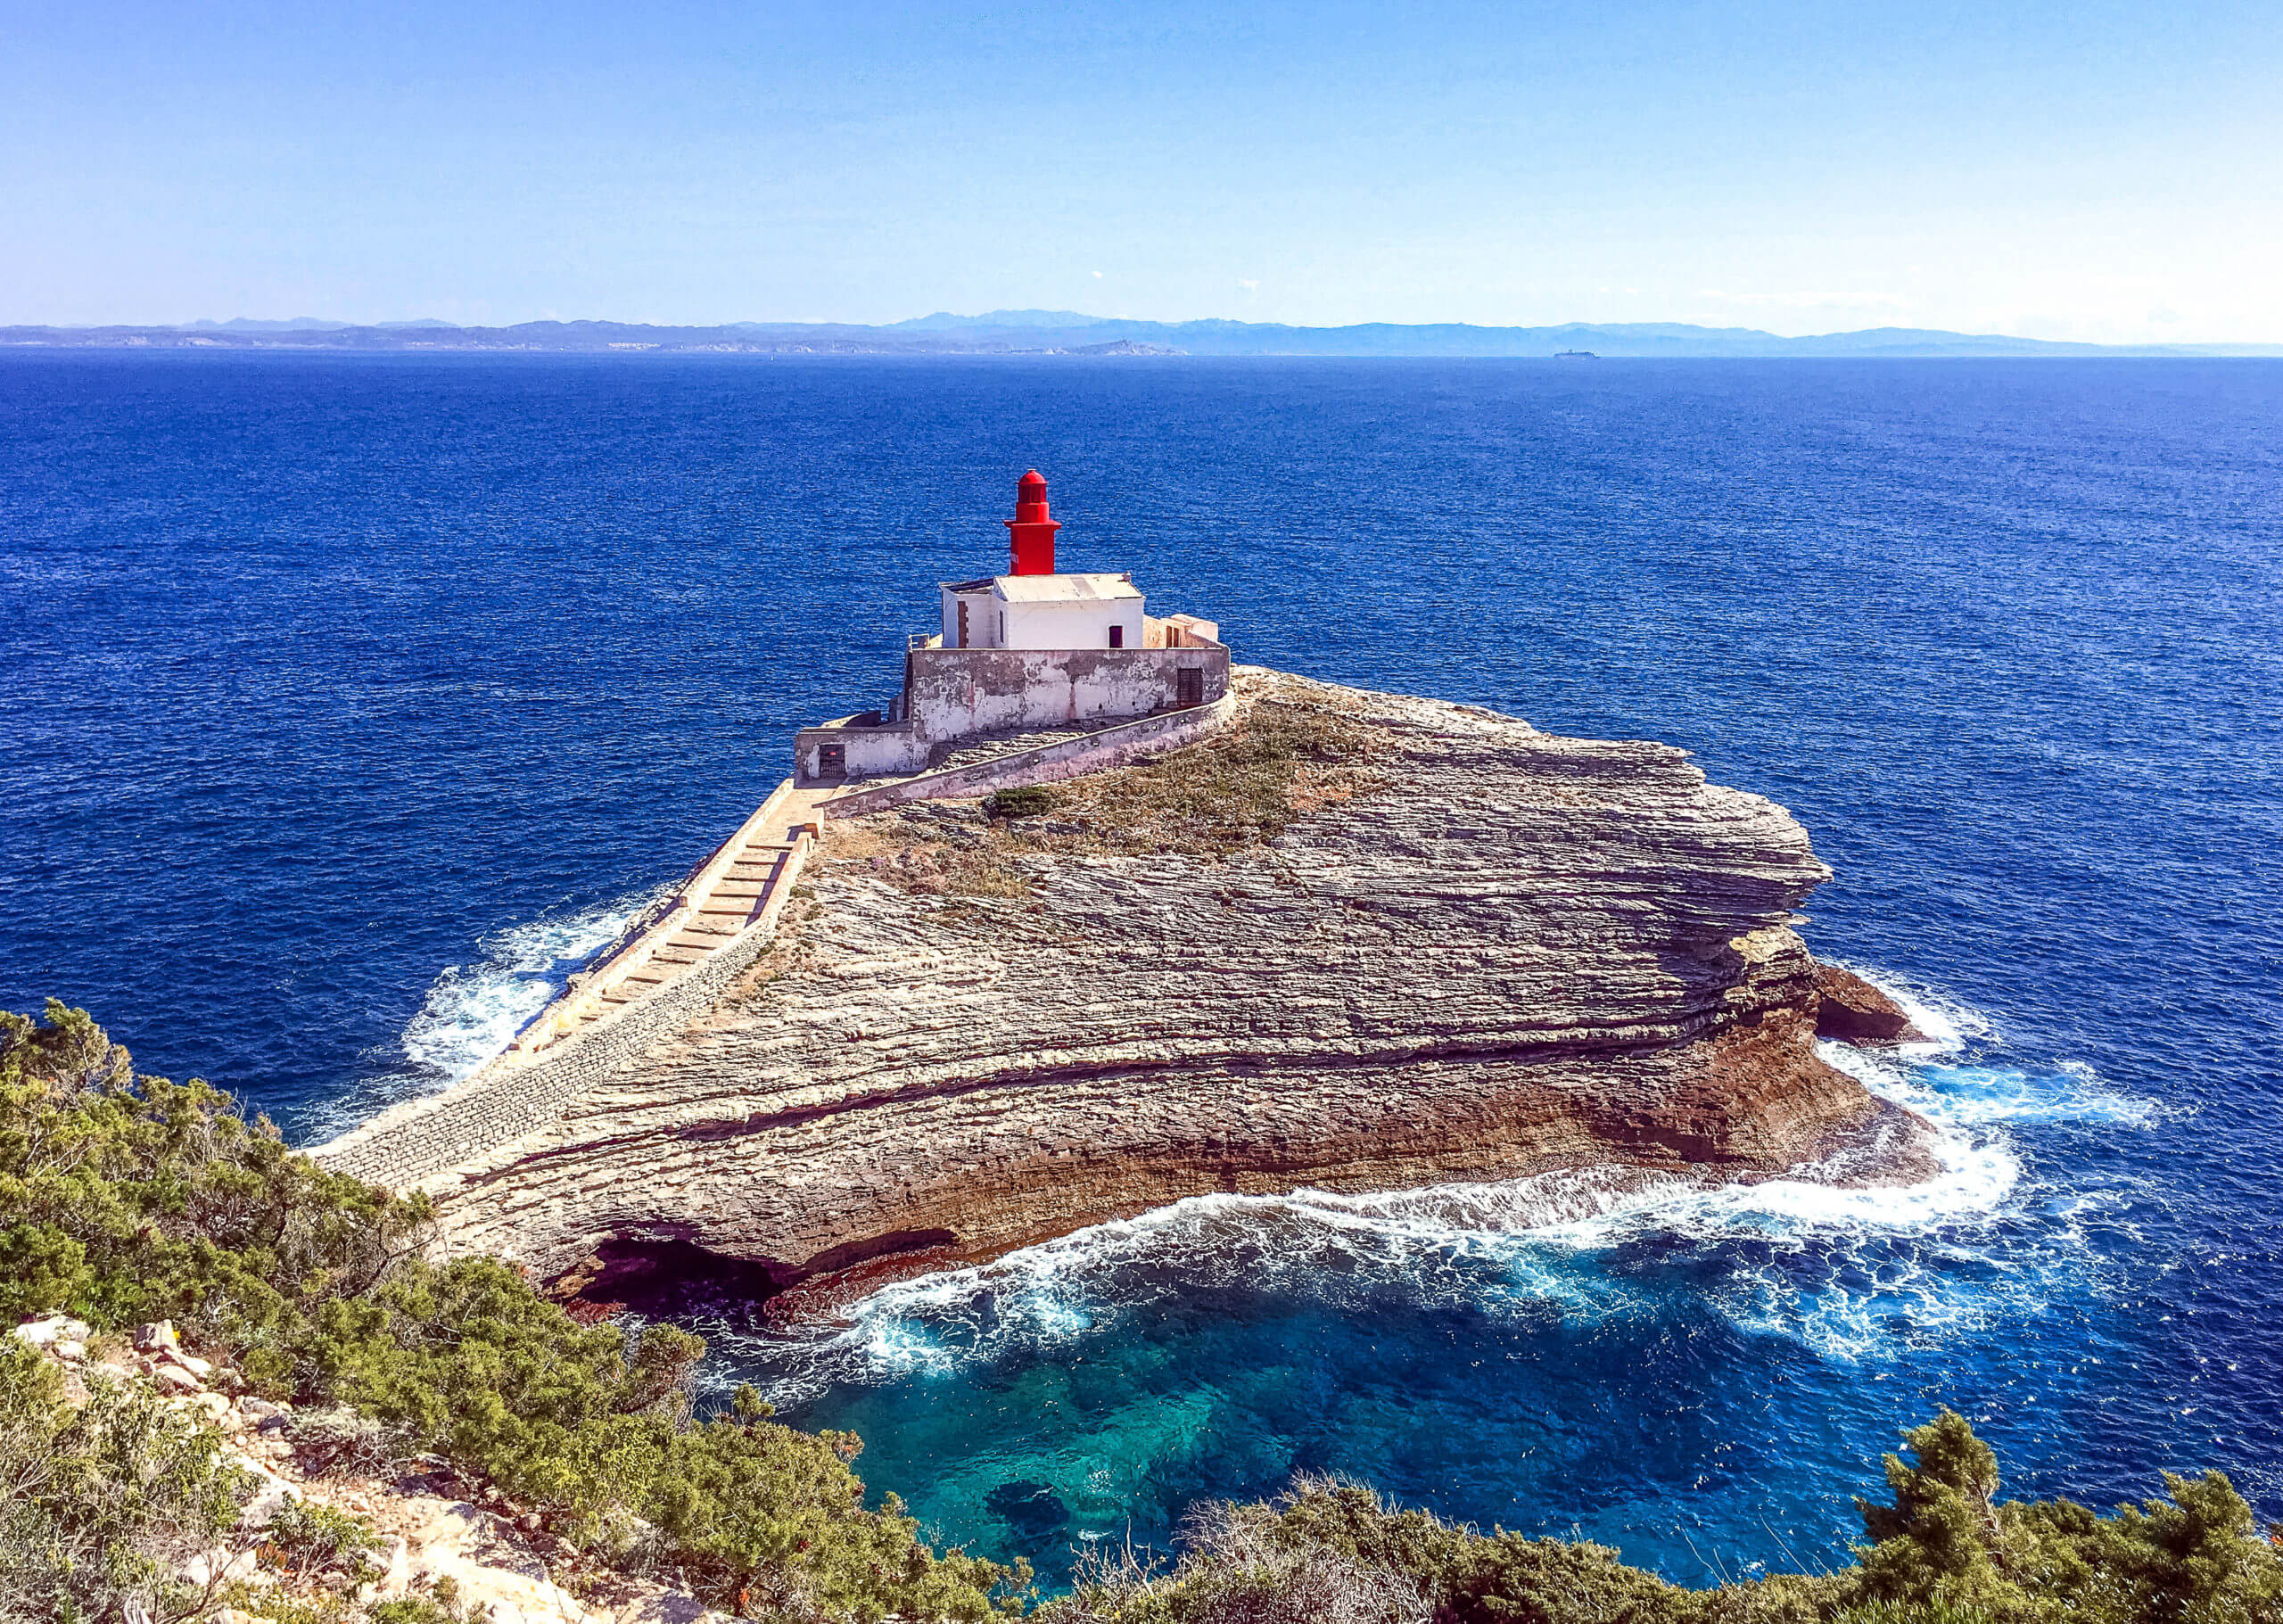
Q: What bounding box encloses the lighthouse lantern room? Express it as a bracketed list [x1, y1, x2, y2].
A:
[793, 466, 1229, 786]
[938, 471, 1147, 651]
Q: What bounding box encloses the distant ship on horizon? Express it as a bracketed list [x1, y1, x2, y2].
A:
[1554, 349, 1597, 359]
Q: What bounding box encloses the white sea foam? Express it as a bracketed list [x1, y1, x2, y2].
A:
[1818, 1023, 2155, 1132]
[1814, 960, 2002, 1059]
[717, 969, 2156, 1398]
[398, 896, 653, 1081]
[301, 891, 660, 1142]
[747, 1117, 2030, 1399]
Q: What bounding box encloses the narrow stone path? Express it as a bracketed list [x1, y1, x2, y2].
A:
[308, 779, 835, 1188]
[511, 780, 834, 1056]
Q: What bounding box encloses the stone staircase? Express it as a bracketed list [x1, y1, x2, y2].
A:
[509, 783, 823, 1056]
[308, 778, 833, 1190]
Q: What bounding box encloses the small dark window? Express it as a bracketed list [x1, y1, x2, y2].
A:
[1109, 624, 1125, 648]
[1177, 667, 1204, 707]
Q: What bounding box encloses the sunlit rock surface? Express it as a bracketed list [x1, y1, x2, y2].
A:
[359, 669, 1937, 1289]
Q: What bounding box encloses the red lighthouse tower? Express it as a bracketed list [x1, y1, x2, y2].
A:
[1004, 469, 1061, 576]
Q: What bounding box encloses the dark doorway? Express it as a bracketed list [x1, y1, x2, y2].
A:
[1177, 667, 1204, 707]
[818, 742, 845, 779]
[1109, 624, 1125, 648]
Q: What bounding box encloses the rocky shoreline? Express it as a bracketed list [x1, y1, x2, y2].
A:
[319, 668, 1941, 1311]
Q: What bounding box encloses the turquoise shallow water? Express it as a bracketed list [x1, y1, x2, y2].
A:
[678, 992, 2200, 1586]
[2, 350, 2278, 1587]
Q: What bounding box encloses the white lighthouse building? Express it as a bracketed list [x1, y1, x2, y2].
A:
[795, 470, 1226, 784]
[938, 570, 1146, 655]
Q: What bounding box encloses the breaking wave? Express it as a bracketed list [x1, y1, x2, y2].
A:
[395, 895, 652, 1079]
[299, 890, 659, 1141]
[726, 967, 2155, 1405]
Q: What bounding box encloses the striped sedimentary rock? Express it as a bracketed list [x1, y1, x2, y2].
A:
[352, 668, 1936, 1287]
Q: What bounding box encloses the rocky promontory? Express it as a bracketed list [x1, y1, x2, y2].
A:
[347, 668, 1938, 1297]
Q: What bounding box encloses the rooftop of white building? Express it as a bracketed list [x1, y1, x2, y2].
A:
[940, 572, 1144, 603]
[995, 572, 1142, 604]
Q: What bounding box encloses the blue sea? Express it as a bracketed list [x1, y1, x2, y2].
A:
[4, 350, 2279, 1588]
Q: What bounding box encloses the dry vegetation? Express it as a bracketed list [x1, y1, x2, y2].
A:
[818, 679, 1390, 906]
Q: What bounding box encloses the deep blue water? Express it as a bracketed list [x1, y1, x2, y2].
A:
[4, 351, 2279, 1587]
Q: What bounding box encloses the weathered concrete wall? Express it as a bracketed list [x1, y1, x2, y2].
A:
[793, 716, 931, 782]
[794, 643, 1232, 785]
[903, 645, 1230, 745]
[817, 692, 1238, 818]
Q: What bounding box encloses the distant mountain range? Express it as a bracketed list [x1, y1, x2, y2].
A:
[4, 311, 2275, 358]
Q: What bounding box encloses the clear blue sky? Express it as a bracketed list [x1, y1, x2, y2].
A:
[4, 0, 2279, 341]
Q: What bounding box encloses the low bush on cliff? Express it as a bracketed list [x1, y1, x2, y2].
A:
[985, 785, 1059, 820]
[1, 1337, 259, 1624]
[1039, 1414, 2282, 1624]
[0, 1002, 424, 1393]
[0, 1001, 1027, 1621]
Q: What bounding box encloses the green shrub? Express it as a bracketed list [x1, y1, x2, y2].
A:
[1038, 1426, 2283, 1624]
[985, 785, 1059, 820]
[0, 1338, 258, 1624]
[0, 1002, 1027, 1622]
[257, 1497, 383, 1587]
[221, 1593, 362, 1624]
[0, 1000, 428, 1392]
[1838, 1409, 2283, 1624]
[365, 1576, 476, 1624]
[366, 1592, 472, 1624]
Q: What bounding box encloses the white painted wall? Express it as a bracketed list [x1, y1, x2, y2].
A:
[943, 583, 1146, 649]
[1001, 597, 1143, 650]
[797, 724, 930, 781]
[940, 586, 1001, 648]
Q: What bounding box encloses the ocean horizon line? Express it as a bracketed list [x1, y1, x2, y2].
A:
[6, 310, 2281, 359]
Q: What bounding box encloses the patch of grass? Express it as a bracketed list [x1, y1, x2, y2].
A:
[1047, 690, 1383, 857]
[856, 837, 1037, 900]
[822, 681, 1390, 907]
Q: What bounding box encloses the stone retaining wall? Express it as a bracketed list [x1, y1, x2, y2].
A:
[311, 855, 803, 1191]
[903, 644, 1228, 743]
[818, 693, 1237, 819]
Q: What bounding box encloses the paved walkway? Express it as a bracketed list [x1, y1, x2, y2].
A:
[311, 780, 840, 1185]
[506, 779, 836, 1059]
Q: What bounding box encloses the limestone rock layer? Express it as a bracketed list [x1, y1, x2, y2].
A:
[419, 669, 1937, 1285]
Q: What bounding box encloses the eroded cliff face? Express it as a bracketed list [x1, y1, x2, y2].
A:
[421, 669, 1935, 1289]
